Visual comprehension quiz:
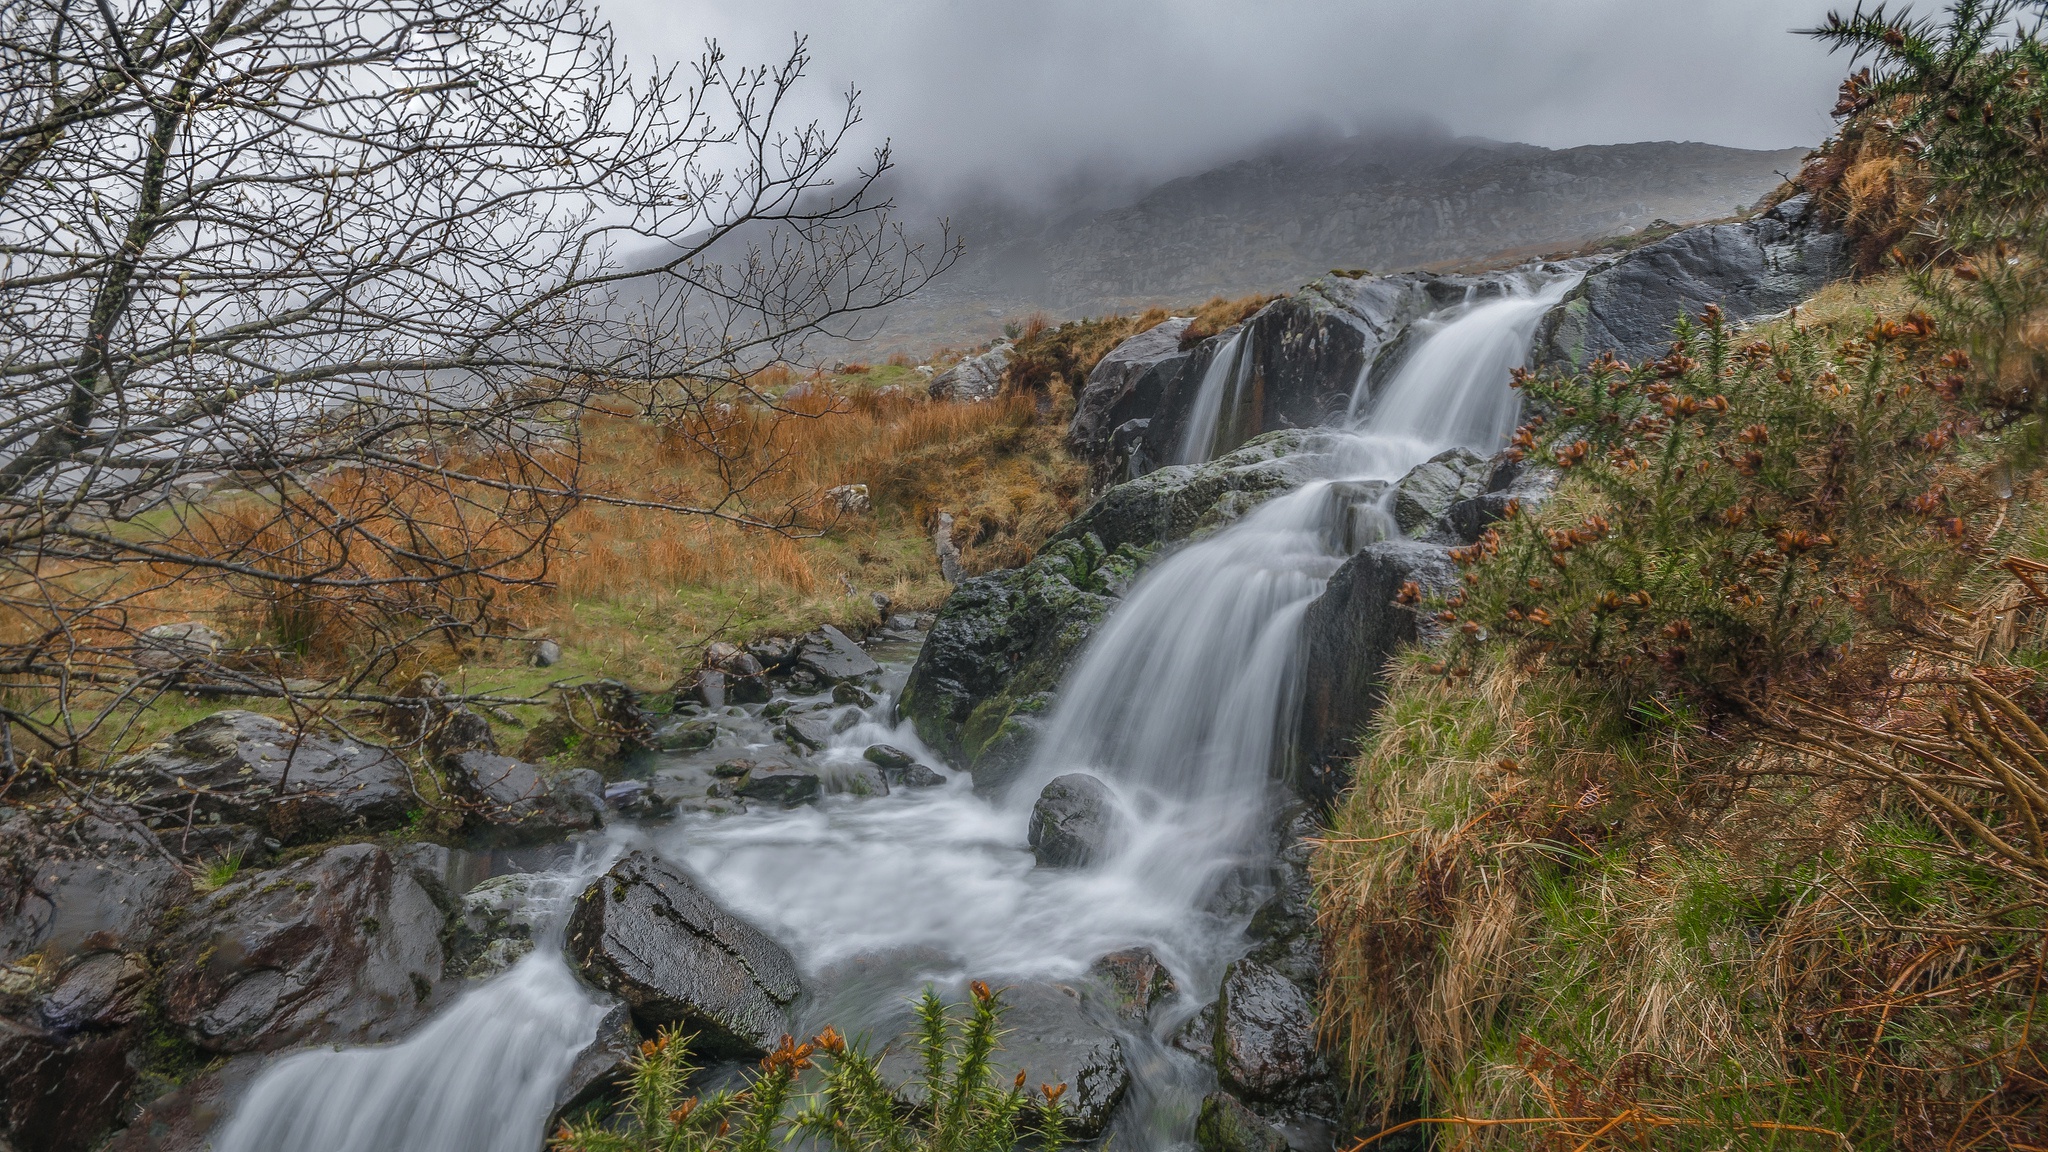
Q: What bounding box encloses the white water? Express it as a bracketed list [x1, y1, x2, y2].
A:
[1175, 328, 1256, 465]
[204, 269, 1576, 1152]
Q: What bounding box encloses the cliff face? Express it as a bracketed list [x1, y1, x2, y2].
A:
[870, 134, 1808, 348]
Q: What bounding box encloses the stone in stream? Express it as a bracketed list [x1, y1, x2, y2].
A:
[793, 625, 879, 684]
[113, 710, 415, 849]
[735, 765, 821, 808]
[443, 751, 602, 845]
[1389, 447, 1488, 537]
[157, 844, 449, 1054]
[862, 743, 916, 769]
[1089, 945, 1177, 1021]
[551, 998, 639, 1124]
[1028, 774, 1121, 868]
[1213, 958, 1323, 1105]
[452, 872, 559, 979]
[778, 710, 841, 752]
[1196, 1091, 1292, 1152]
[566, 851, 801, 1058]
[824, 763, 891, 798]
[878, 982, 1129, 1139]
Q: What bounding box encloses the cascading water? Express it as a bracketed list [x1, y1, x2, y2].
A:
[201, 268, 1578, 1152]
[1175, 328, 1257, 465]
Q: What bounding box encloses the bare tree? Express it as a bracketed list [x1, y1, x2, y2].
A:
[0, 0, 955, 777]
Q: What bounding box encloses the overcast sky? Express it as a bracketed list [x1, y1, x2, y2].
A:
[607, 0, 1856, 201]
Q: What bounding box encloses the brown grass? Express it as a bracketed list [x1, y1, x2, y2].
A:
[1180, 294, 1282, 347]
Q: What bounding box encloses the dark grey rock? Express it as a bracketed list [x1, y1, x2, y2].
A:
[1197, 1091, 1292, 1152]
[733, 766, 821, 808]
[824, 763, 890, 798]
[133, 621, 226, 671]
[794, 626, 880, 684]
[892, 763, 948, 788]
[1533, 194, 1851, 368]
[862, 744, 915, 769]
[1214, 958, 1322, 1105]
[1390, 447, 1488, 536]
[1089, 946, 1177, 1021]
[384, 674, 497, 761]
[927, 342, 1011, 402]
[778, 711, 840, 752]
[157, 844, 448, 1054]
[880, 982, 1128, 1139]
[103, 1051, 268, 1152]
[1051, 429, 1343, 556]
[445, 751, 602, 845]
[1068, 317, 1194, 482]
[831, 681, 876, 708]
[0, 805, 190, 964]
[566, 852, 801, 1057]
[652, 718, 717, 752]
[1029, 774, 1120, 868]
[603, 779, 673, 820]
[551, 998, 637, 1123]
[115, 710, 414, 847]
[36, 951, 147, 1034]
[0, 1016, 140, 1152]
[453, 872, 558, 978]
[1292, 539, 1458, 800]
[1170, 1001, 1217, 1063]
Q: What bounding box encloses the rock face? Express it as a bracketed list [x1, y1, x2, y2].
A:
[1534, 194, 1851, 368]
[116, 710, 414, 848]
[157, 844, 447, 1054]
[1053, 428, 1346, 554]
[1, 950, 152, 1152]
[1067, 317, 1193, 481]
[1, 806, 191, 963]
[444, 752, 602, 845]
[1389, 447, 1489, 536]
[1292, 539, 1458, 800]
[1213, 958, 1322, 1105]
[899, 533, 1143, 791]
[566, 852, 801, 1057]
[1028, 774, 1120, 868]
[927, 342, 1011, 402]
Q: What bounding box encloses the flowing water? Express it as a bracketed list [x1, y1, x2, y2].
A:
[1175, 328, 1256, 465]
[207, 269, 1578, 1152]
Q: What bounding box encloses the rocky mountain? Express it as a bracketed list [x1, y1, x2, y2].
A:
[868, 130, 1808, 349]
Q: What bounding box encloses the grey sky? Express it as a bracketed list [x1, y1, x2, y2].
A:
[606, 0, 1855, 199]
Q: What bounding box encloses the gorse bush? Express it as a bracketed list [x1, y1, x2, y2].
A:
[553, 984, 1069, 1152]
[1810, 2, 2048, 431]
[1436, 305, 1987, 717]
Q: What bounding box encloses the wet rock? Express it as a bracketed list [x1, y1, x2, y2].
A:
[566, 852, 801, 1057]
[603, 779, 673, 820]
[1197, 1091, 1292, 1152]
[1050, 429, 1343, 555]
[1029, 774, 1120, 868]
[104, 1052, 267, 1152]
[384, 673, 498, 761]
[1, 806, 191, 963]
[832, 681, 876, 708]
[777, 711, 840, 752]
[1292, 539, 1458, 800]
[157, 844, 447, 1054]
[651, 719, 717, 752]
[517, 680, 654, 764]
[1390, 447, 1488, 536]
[862, 744, 915, 769]
[1214, 958, 1322, 1104]
[1068, 317, 1194, 484]
[0, 1018, 139, 1152]
[927, 342, 1011, 402]
[794, 626, 879, 684]
[36, 952, 147, 1033]
[703, 643, 770, 703]
[824, 763, 891, 798]
[1245, 810, 1325, 988]
[115, 710, 414, 848]
[453, 872, 562, 978]
[892, 763, 948, 788]
[711, 758, 757, 779]
[1171, 1001, 1217, 1063]
[552, 998, 638, 1122]
[1439, 457, 1558, 544]
[734, 765, 821, 808]
[445, 751, 602, 845]
[880, 982, 1128, 1139]
[745, 636, 796, 671]
[1089, 946, 1177, 1021]
[1533, 195, 1850, 368]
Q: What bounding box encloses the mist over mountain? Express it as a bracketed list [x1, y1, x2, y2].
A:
[864, 126, 1807, 350]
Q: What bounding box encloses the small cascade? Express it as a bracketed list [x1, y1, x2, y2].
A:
[1174, 327, 1257, 465]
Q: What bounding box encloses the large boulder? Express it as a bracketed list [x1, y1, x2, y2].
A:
[1068, 317, 1194, 483]
[103, 1053, 269, 1152]
[1, 806, 190, 964]
[115, 710, 414, 848]
[1028, 774, 1120, 868]
[928, 342, 1012, 402]
[566, 852, 801, 1058]
[879, 982, 1129, 1139]
[1390, 447, 1489, 536]
[1, 950, 152, 1152]
[1533, 194, 1851, 368]
[156, 844, 448, 1054]
[1292, 540, 1458, 800]
[444, 751, 602, 846]
[1213, 958, 1322, 1106]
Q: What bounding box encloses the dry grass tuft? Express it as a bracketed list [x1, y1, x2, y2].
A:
[1180, 294, 1282, 347]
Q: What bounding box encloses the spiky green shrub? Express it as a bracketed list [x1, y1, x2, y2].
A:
[552, 983, 1068, 1152]
[1436, 306, 1984, 718]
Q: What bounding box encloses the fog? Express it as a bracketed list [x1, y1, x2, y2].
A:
[607, 0, 1853, 204]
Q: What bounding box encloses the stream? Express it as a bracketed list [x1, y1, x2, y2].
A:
[208, 268, 1581, 1152]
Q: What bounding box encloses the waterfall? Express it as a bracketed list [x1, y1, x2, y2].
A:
[196, 269, 1577, 1152]
[1174, 328, 1256, 465]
